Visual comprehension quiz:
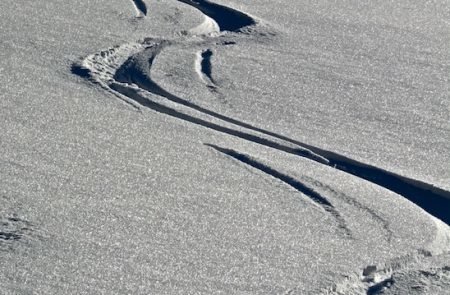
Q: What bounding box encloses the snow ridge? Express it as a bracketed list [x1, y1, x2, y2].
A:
[188, 15, 220, 36]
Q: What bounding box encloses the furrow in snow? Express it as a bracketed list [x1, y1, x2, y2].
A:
[130, 0, 147, 17]
[110, 44, 328, 164]
[195, 49, 215, 85]
[316, 150, 450, 226]
[176, 0, 256, 32]
[126, 47, 450, 227]
[302, 176, 394, 242]
[109, 81, 323, 161]
[206, 144, 352, 236]
[232, 123, 450, 225]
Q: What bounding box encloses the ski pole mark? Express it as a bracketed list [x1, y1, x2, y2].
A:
[206, 144, 351, 236]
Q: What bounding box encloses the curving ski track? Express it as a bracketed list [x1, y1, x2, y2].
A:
[303, 176, 394, 241]
[73, 0, 450, 236]
[70, 1, 450, 293]
[206, 144, 351, 236]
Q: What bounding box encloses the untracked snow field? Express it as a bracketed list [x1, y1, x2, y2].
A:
[1, 0, 449, 294]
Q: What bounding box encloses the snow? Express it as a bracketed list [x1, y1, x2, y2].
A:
[0, 0, 449, 293]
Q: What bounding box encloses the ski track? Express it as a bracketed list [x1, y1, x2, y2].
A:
[130, 0, 147, 17]
[109, 79, 325, 161]
[71, 2, 450, 291]
[206, 144, 352, 236]
[302, 176, 394, 242]
[76, 36, 450, 228]
[107, 42, 331, 164]
[72, 0, 450, 227]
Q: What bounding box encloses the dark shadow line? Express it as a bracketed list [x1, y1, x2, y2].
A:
[326, 154, 450, 225]
[109, 82, 314, 159]
[207, 144, 333, 206]
[113, 46, 328, 164]
[267, 129, 450, 226]
[201, 49, 214, 83]
[0, 232, 21, 241]
[367, 277, 394, 295]
[71, 64, 91, 79]
[176, 0, 255, 32]
[131, 0, 147, 16]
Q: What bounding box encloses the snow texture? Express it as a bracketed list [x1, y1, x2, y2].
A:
[1, 0, 449, 293]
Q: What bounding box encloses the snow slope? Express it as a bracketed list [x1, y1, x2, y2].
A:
[1, 0, 449, 293]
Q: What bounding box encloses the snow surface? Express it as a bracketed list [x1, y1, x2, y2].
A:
[1, 0, 449, 293]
